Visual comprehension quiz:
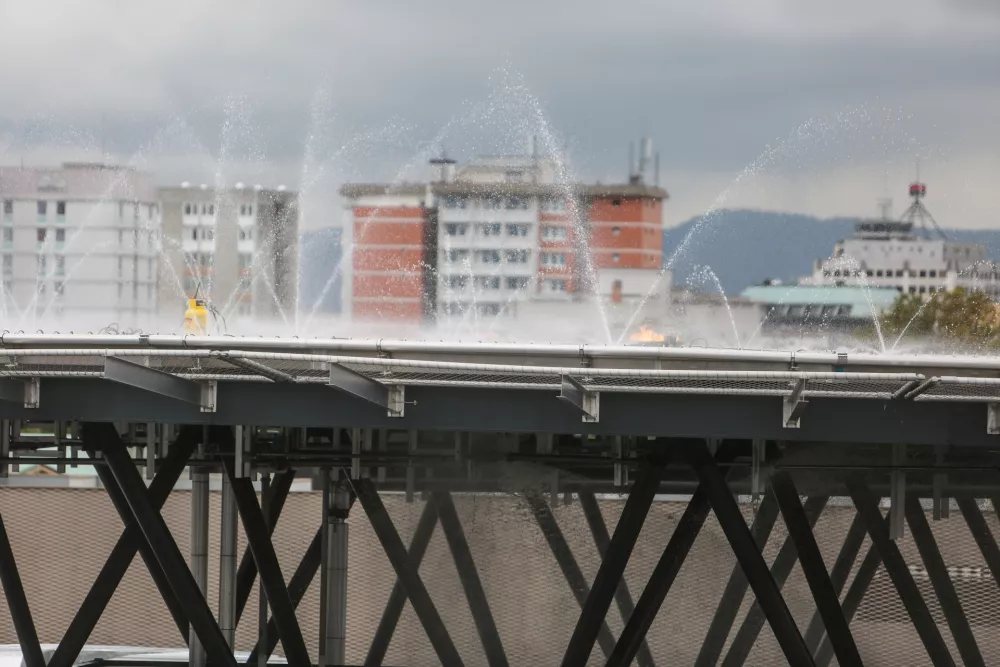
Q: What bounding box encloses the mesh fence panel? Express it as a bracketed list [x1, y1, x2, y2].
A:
[1, 479, 1000, 666]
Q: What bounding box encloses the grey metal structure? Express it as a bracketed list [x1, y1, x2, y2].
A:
[2, 334, 1000, 665]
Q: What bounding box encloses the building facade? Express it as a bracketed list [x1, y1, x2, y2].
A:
[158, 184, 298, 324]
[339, 144, 667, 323]
[0, 163, 160, 327]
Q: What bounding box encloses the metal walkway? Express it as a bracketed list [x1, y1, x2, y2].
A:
[0, 334, 999, 665]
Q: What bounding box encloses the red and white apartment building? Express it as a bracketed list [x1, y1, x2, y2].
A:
[339, 140, 667, 323]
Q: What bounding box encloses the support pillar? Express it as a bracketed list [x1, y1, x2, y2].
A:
[258, 473, 270, 667]
[320, 472, 350, 667]
[189, 457, 209, 667]
[219, 471, 238, 648]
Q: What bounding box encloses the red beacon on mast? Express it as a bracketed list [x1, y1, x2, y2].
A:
[909, 182, 927, 199]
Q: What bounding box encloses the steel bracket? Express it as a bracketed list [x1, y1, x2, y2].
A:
[558, 375, 599, 422]
[0, 377, 39, 408]
[328, 363, 402, 417]
[783, 379, 808, 428]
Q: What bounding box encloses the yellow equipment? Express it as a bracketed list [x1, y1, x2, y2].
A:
[183, 298, 209, 334]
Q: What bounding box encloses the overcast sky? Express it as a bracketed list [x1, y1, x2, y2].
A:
[0, 0, 997, 229]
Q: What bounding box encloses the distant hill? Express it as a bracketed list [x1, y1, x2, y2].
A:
[663, 209, 1000, 294]
[296, 211, 1000, 314]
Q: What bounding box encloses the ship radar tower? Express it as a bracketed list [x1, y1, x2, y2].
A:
[900, 168, 946, 240]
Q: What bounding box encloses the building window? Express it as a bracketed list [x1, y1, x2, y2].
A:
[37, 228, 46, 243]
[184, 203, 193, 215]
[547, 279, 567, 292]
[506, 276, 530, 290]
[504, 249, 529, 263]
[484, 197, 503, 210]
[612, 226, 621, 237]
[474, 276, 501, 290]
[929, 270, 937, 278]
[37, 255, 46, 275]
[612, 253, 621, 263]
[56, 201, 66, 217]
[202, 227, 215, 241]
[542, 225, 567, 241]
[876, 270, 883, 277]
[506, 197, 527, 210]
[247, 204, 253, 216]
[612, 199, 621, 207]
[444, 223, 468, 236]
[238, 253, 252, 270]
[919, 270, 927, 278]
[446, 249, 470, 263]
[478, 223, 501, 237]
[55, 256, 65, 276]
[191, 228, 198, 241]
[200, 254, 212, 268]
[1, 254, 12, 277]
[541, 252, 567, 268]
[2, 200, 11, 219]
[477, 249, 501, 264]
[55, 228, 65, 244]
[239, 228, 254, 241]
[506, 223, 529, 237]
[2, 228, 12, 247]
[37, 201, 47, 220]
[445, 275, 468, 289]
[477, 303, 501, 316]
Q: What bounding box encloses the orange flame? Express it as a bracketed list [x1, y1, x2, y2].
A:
[628, 325, 666, 343]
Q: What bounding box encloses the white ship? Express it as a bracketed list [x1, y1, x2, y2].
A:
[803, 182, 1000, 299]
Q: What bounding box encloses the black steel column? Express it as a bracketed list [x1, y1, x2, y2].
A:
[49, 426, 198, 667]
[88, 422, 237, 667]
[433, 491, 509, 667]
[848, 479, 955, 667]
[0, 513, 44, 667]
[720, 495, 827, 667]
[82, 441, 190, 643]
[905, 496, 985, 667]
[578, 491, 654, 667]
[351, 477, 465, 667]
[234, 469, 295, 625]
[803, 512, 866, 653]
[694, 489, 780, 667]
[691, 446, 815, 667]
[814, 517, 886, 667]
[957, 497, 1000, 594]
[606, 485, 712, 667]
[367, 499, 439, 667]
[560, 462, 664, 667]
[246, 525, 323, 664]
[771, 472, 862, 666]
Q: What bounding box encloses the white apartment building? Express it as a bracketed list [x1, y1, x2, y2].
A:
[0, 163, 160, 327]
[158, 184, 298, 323]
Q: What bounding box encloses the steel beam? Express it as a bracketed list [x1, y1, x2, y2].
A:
[783, 379, 808, 428]
[234, 469, 295, 625]
[89, 422, 236, 667]
[319, 478, 351, 667]
[957, 497, 1000, 594]
[219, 471, 238, 648]
[103, 356, 204, 407]
[558, 375, 599, 422]
[246, 526, 323, 665]
[190, 460, 209, 667]
[525, 492, 618, 659]
[80, 438, 191, 645]
[847, 479, 955, 667]
[561, 462, 664, 667]
[433, 491, 509, 667]
[606, 485, 712, 667]
[694, 488, 780, 667]
[691, 445, 815, 667]
[720, 495, 827, 667]
[905, 496, 985, 667]
[814, 516, 887, 667]
[47, 427, 197, 667]
[578, 491, 654, 667]
[803, 511, 866, 653]
[771, 472, 862, 667]
[350, 476, 464, 667]
[0, 377, 38, 408]
[0, 513, 44, 667]
[329, 362, 404, 416]
[227, 470, 311, 667]
[220, 355, 296, 383]
[366, 499, 439, 667]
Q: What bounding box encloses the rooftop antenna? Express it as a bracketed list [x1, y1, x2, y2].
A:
[900, 161, 946, 240]
[628, 142, 635, 180]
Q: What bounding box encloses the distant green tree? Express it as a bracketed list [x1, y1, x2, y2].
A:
[879, 287, 1000, 346]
